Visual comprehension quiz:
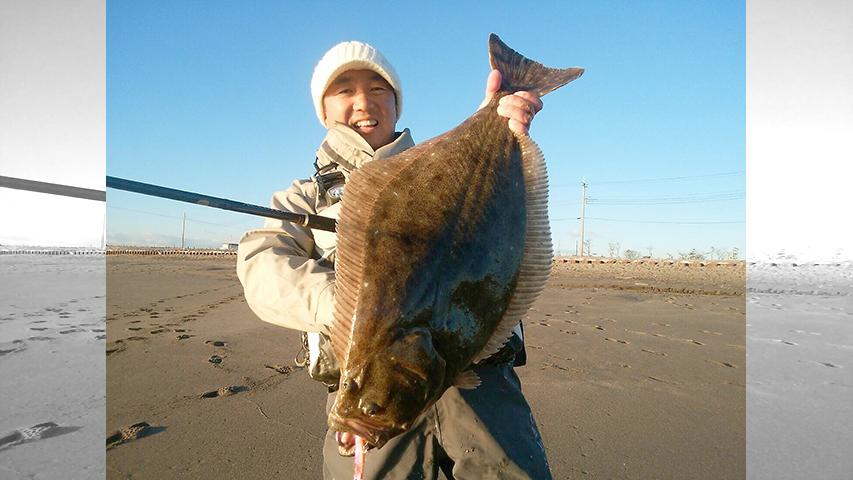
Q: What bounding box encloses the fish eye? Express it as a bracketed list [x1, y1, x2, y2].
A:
[343, 378, 359, 392]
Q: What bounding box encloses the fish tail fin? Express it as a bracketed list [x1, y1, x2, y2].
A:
[488, 33, 584, 97]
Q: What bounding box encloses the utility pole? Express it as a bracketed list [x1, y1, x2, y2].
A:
[181, 213, 186, 249]
[577, 181, 587, 257]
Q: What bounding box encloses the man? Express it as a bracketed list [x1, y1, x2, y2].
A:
[237, 40, 551, 479]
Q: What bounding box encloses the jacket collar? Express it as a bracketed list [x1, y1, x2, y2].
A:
[315, 122, 414, 175]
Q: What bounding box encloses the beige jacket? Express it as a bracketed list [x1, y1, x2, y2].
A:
[236, 123, 415, 335]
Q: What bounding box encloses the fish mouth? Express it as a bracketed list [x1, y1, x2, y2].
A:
[328, 411, 400, 451]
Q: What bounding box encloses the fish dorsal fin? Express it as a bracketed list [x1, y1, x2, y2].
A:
[454, 369, 481, 390]
[329, 151, 418, 365]
[472, 135, 552, 364]
[488, 33, 584, 97]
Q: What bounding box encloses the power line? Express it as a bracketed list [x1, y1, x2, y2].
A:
[587, 191, 744, 205]
[552, 191, 744, 207]
[590, 170, 744, 186]
[558, 217, 745, 225]
[589, 190, 743, 200]
[107, 205, 256, 229]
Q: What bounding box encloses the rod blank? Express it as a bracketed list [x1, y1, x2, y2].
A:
[0, 175, 106, 202]
[105, 176, 337, 232]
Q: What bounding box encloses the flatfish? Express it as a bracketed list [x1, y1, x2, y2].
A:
[328, 33, 583, 451]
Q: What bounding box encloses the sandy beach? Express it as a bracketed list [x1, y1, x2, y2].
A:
[746, 262, 853, 479]
[0, 254, 105, 479]
[105, 254, 745, 479]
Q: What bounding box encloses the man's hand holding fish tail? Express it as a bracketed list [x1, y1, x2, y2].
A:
[237, 34, 583, 480]
[480, 68, 544, 136]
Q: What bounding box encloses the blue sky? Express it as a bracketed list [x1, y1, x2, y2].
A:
[106, 1, 744, 258]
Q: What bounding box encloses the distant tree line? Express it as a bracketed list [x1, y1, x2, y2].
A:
[585, 241, 740, 260]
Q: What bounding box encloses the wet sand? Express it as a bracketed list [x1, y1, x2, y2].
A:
[105, 255, 746, 479]
[0, 254, 105, 479]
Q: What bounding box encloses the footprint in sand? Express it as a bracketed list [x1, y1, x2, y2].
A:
[28, 336, 54, 341]
[265, 364, 295, 375]
[605, 338, 630, 344]
[710, 361, 738, 368]
[200, 385, 247, 398]
[0, 422, 82, 452]
[818, 362, 840, 368]
[541, 362, 571, 372]
[690, 340, 705, 346]
[107, 342, 126, 356]
[647, 376, 677, 385]
[772, 339, 798, 346]
[538, 322, 550, 327]
[176, 334, 193, 340]
[149, 329, 167, 334]
[59, 328, 84, 335]
[594, 326, 606, 331]
[209, 354, 223, 364]
[641, 349, 668, 357]
[106, 422, 158, 449]
[560, 330, 578, 335]
[205, 340, 228, 347]
[30, 327, 49, 331]
[128, 327, 143, 331]
[0, 341, 26, 357]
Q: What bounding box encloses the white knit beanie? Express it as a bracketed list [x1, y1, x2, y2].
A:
[310, 41, 403, 127]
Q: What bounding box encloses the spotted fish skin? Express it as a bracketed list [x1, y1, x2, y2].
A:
[328, 34, 584, 449]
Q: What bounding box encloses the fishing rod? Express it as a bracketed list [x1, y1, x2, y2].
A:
[106, 176, 337, 232]
[0, 175, 106, 202]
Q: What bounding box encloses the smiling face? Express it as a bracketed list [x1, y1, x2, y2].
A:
[322, 69, 398, 151]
